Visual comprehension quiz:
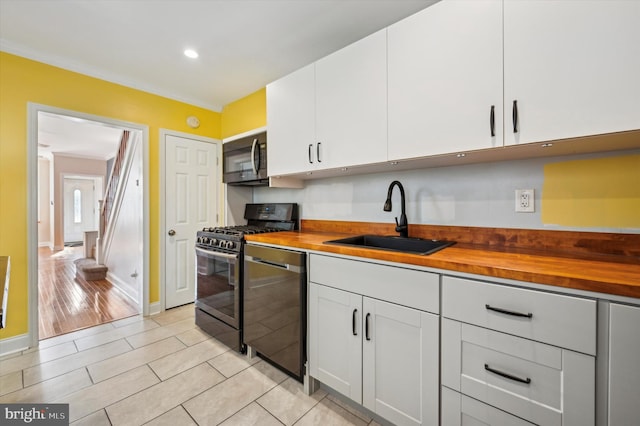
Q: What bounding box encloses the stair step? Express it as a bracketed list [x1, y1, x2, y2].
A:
[74, 258, 108, 281]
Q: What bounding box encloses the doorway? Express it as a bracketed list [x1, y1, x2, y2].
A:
[160, 130, 221, 310]
[62, 176, 101, 245]
[28, 103, 149, 346]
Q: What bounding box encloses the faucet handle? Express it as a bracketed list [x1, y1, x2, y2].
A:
[394, 216, 409, 237]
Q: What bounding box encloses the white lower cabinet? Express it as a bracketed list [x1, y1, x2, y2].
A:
[607, 303, 640, 425]
[442, 276, 596, 426]
[308, 254, 439, 426]
[309, 283, 363, 402]
[442, 318, 595, 426]
[442, 386, 535, 426]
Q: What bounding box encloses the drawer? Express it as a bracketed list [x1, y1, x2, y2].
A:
[442, 318, 595, 426]
[441, 387, 535, 426]
[310, 254, 439, 313]
[442, 276, 596, 354]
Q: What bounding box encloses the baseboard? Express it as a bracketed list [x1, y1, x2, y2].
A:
[148, 301, 161, 316]
[38, 241, 51, 248]
[0, 333, 30, 357]
[106, 272, 140, 306]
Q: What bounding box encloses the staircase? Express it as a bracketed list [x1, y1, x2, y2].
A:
[74, 258, 108, 281]
[75, 130, 132, 282]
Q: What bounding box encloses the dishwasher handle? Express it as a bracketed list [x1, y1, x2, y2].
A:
[245, 255, 304, 273]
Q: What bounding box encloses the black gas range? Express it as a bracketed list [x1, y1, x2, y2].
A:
[194, 203, 298, 352]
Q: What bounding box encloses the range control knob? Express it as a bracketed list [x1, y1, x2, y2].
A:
[226, 241, 235, 250]
[209, 238, 217, 247]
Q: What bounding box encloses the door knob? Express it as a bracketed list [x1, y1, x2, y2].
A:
[168, 229, 176, 236]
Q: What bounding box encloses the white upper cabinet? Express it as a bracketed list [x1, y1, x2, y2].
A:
[268, 0, 640, 178]
[315, 29, 387, 169]
[267, 29, 387, 177]
[388, 0, 503, 159]
[266, 63, 315, 176]
[503, 1, 640, 146]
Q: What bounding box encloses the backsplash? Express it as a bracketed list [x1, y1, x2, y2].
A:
[253, 149, 640, 234]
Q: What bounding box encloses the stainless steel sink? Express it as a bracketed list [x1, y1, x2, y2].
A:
[324, 234, 455, 255]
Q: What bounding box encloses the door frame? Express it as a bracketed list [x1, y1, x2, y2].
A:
[27, 102, 150, 348]
[159, 129, 222, 313]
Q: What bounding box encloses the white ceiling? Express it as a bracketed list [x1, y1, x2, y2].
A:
[0, 0, 437, 111]
[37, 112, 124, 161]
[2, 0, 437, 160]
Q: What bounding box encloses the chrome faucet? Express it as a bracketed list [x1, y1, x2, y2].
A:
[383, 180, 408, 238]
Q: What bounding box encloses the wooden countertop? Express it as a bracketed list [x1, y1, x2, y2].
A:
[244, 224, 640, 300]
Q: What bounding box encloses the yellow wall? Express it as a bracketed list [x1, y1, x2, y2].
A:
[542, 154, 640, 228]
[221, 88, 266, 139]
[0, 52, 222, 339]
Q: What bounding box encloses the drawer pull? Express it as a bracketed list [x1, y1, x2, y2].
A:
[485, 304, 533, 319]
[484, 363, 531, 385]
[352, 309, 358, 336]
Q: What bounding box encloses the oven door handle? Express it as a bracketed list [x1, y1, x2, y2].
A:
[245, 255, 303, 273]
[195, 247, 238, 260]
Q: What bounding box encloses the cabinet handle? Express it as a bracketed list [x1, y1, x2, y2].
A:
[308, 144, 314, 164]
[317, 142, 322, 163]
[352, 309, 358, 336]
[490, 105, 495, 137]
[365, 313, 371, 341]
[485, 363, 531, 385]
[485, 304, 533, 318]
[512, 100, 519, 133]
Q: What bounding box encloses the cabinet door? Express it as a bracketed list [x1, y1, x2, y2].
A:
[504, 1, 640, 146]
[315, 29, 387, 169]
[442, 387, 535, 426]
[362, 297, 439, 426]
[266, 63, 316, 176]
[608, 303, 640, 425]
[388, 0, 503, 160]
[308, 283, 363, 403]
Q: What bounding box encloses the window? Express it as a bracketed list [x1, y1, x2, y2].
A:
[73, 189, 82, 223]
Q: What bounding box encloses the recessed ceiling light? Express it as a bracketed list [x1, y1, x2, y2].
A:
[184, 49, 199, 59]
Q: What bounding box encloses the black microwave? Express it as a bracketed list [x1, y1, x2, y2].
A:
[223, 131, 268, 186]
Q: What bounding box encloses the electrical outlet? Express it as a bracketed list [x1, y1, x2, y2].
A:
[515, 189, 535, 212]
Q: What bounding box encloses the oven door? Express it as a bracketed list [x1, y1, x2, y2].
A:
[195, 247, 240, 328]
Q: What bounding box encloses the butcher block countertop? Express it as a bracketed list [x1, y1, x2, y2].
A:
[244, 220, 640, 300]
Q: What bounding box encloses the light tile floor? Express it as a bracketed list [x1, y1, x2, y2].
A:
[0, 304, 384, 425]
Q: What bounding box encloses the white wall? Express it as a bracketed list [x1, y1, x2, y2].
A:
[37, 157, 51, 246]
[104, 138, 142, 306]
[253, 149, 640, 234]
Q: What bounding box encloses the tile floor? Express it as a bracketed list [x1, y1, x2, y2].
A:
[0, 304, 384, 426]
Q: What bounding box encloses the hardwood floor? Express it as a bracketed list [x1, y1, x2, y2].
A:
[38, 246, 139, 340]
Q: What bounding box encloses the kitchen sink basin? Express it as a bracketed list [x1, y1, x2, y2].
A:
[324, 234, 455, 255]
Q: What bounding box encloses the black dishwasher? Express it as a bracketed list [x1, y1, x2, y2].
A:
[243, 244, 306, 382]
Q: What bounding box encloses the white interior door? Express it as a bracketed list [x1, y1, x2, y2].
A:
[165, 134, 219, 308]
[63, 177, 97, 243]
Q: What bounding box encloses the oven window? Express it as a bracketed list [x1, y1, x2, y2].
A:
[196, 251, 239, 322]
